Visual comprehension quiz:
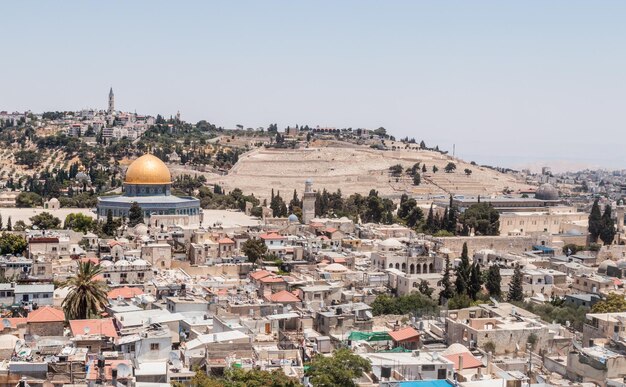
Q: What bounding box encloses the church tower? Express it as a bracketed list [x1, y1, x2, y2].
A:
[302, 178, 316, 225]
[108, 87, 115, 114]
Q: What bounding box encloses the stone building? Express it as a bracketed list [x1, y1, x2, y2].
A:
[302, 179, 316, 224]
[97, 154, 201, 225]
[445, 302, 573, 355]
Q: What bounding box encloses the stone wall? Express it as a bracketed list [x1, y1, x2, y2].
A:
[436, 235, 544, 257]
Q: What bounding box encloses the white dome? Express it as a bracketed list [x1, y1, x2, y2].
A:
[325, 263, 348, 272]
[132, 259, 149, 267]
[100, 260, 114, 267]
[115, 260, 130, 267]
[49, 198, 60, 204]
[288, 214, 299, 223]
[598, 260, 617, 274]
[134, 224, 148, 236]
[379, 238, 403, 249]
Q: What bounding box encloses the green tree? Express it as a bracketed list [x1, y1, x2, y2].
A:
[432, 165, 439, 173]
[591, 293, 626, 313]
[306, 348, 372, 387]
[61, 261, 109, 320]
[508, 264, 524, 302]
[103, 209, 115, 236]
[12, 221, 26, 232]
[486, 265, 502, 299]
[15, 192, 43, 208]
[418, 279, 434, 298]
[468, 263, 483, 300]
[455, 242, 471, 296]
[5, 217, 11, 232]
[0, 233, 27, 255]
[459, 203, 500, 236]
[464, 168, 472, 176]
[413, 172, 421, 186]
[600, 205, 616, 245]
[440, 256, 454, 305]
[224, 367, 301, 387]
[64, 213, 96, 233]
[242, 238, 268, 263]
[128, 202, 144, 227]
[30, 212, 61, 229]
[444, 162, 457, 173]
[588, 198, 602, 243]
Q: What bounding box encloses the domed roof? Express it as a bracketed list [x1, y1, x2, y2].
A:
[132, 259, 149, 267]
[288, 214, 299, 223]
[49, 198, 59, 204]
[133, 223, 148, 236]
[598, 260, 617, 273]
[617, 259, 626, 269]
[100, 260, 114, 267]
[535, 183, 559, 201]
[124, 154, 171, 185]
[379, 238, 403, 249]
[114, 259, 130, 267]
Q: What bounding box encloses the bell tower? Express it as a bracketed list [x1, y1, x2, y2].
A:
[108, 87, 115, 114]
[302, 178, 316, 225]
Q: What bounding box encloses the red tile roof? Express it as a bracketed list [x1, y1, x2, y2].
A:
[260, 233, 285, 240]
[27, 306, 65, 323]
[250, 270, 272, 280]
[69, 318, 118, 338]
[388, 326, 420, 342]
[108, 286, 144, 300]
[81, 257, 100, 265]
[443, 352, 483, 370]
[324, 227, 338, 233]
[218, 237, 235, 244]
[259, 276, 286, 284]
[333, 257, 347, 264]
[268, 290, 301, 303]
[4, 317, 26, 328]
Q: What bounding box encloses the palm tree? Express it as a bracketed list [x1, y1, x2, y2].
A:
[62, 261, 109, 320]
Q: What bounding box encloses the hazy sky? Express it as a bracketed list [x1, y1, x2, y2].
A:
[2, 1, 625, 171]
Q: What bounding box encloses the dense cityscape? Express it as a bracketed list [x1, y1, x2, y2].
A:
[3, 2, 626, 386]
[0, 87, 624, 387]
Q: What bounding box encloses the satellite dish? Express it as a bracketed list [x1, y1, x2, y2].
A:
[84, 326, 90, 335]
[2, 319, 11, 329]
[116, 363, 132, 378]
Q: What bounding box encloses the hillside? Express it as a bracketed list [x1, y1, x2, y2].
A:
[194, 142, 530, 201]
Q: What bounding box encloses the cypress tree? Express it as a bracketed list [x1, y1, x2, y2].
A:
[6, 217, 11, 232]
[128, 202, 144, 227]
[455, 242, 471, 296]
[468, 263, 483, 300]
[486, 265, 502, 299]
[440, 256, 454, 305]
[600, 205, 616, 245]
[104, 209, 114, 235]
[508, 264, 524, 302]
[588, 198, 602, 243]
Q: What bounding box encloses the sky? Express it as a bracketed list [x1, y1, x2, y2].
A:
[2, 1, 625, 171]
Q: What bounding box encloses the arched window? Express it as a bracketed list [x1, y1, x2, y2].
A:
[402, 263, 406, 271]
[395, 263, 400, 270]
[409, 264, 415, 274]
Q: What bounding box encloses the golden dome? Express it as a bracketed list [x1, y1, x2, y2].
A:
[124, 154, 172, 185]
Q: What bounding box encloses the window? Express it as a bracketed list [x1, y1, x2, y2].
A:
[150, 343, 160, 351]
[422, 365, 435, 371]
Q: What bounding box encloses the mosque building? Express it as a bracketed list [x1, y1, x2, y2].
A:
[97, 154, 201, 226]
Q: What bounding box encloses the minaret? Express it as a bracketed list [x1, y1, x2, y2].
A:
[108, 87, 115, 114]
[302, 178, 316, 224]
